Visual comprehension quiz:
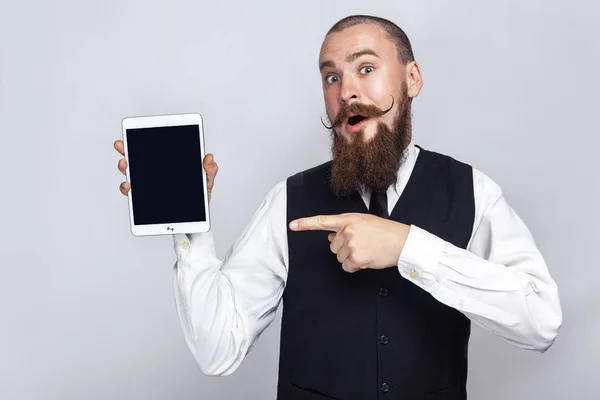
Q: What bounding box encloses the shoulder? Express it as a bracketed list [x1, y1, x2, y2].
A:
[260, 160, 333, 210]
[264, 179, 287, 205]
[471, 166, 503, 205]
[417, 145, 502, 199]
[416, 146, 472, 177]
[471, 167, 504, 233]
[286, 160, 332, 187]
[417, 145, 504, 232]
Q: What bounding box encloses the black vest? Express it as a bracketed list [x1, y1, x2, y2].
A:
[277, 146, 475, 400]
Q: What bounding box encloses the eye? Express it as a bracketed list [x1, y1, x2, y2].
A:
[325, 74, 340, 84]
[360, 66, 375, 74]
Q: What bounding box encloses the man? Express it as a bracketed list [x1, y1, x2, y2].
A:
[114, 15, 562, 399]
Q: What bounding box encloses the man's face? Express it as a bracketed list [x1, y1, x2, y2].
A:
[318, 23, 421, 196]
[319, 23, 406, 142]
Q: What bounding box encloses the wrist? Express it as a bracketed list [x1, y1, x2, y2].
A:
[392, 222, 411, 266]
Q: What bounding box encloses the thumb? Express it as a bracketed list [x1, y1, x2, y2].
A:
[203, 154, 218, 203]
[203, 153, 219, 178]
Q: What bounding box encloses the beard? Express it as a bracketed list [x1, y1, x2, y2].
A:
[328, 84, 412, 198]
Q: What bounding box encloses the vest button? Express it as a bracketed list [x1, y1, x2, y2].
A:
[380, 335, 389, 345]
[380, 383, 390, 393]
[379, 288, 388, 297]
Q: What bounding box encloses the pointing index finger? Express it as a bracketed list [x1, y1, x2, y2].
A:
[289, 214, 351, 232]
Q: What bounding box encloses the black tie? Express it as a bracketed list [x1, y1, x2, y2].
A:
[369, 190, 389, 219]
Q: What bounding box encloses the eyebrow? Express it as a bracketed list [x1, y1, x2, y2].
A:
[319, 48, 380, 71]
[347, 49, 380, 63]
[319, 60, 336, 71]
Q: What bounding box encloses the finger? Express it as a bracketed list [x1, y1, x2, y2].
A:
[290, 214, 351, 232]
[342, 259, 359, 273]
[329, 230, 347, 254]
[118, 159, 127, 175]
[203, 154, 218, 186]
[119, 181, 130, 196]
[336, 244, 350, 264]
[203, 153, 218, 172]
[114, 140, 124, 156]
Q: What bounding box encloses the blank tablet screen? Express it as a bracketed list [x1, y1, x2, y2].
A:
[126, 124, 206, 225]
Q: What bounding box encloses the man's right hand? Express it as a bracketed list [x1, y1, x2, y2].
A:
[113, 140, 219, 204]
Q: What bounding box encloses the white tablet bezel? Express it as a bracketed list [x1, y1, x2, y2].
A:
[121, 113, 211, 236]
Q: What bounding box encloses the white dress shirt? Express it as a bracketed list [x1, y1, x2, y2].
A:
[171, 142, 563, 376]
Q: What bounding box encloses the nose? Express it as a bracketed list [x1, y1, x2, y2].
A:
[339, 75, 359, 104]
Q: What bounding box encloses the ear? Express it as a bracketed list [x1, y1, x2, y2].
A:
[405, 61, 423, 99]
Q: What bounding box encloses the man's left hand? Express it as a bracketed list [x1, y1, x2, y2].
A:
[289, 213, 411, 273]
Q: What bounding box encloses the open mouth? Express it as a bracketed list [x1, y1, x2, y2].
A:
[347, 115, 367, 126]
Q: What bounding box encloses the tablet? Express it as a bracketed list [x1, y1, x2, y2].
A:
[121, 113, 211, 236]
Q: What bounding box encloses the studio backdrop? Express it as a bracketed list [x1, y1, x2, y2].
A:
[0, 0, 597, 399]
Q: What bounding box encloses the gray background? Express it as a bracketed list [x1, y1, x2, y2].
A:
[0, 0, 597, 399]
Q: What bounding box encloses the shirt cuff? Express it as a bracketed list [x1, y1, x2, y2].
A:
[397, 225, 446, 292]
[173, 230, 217, 265]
